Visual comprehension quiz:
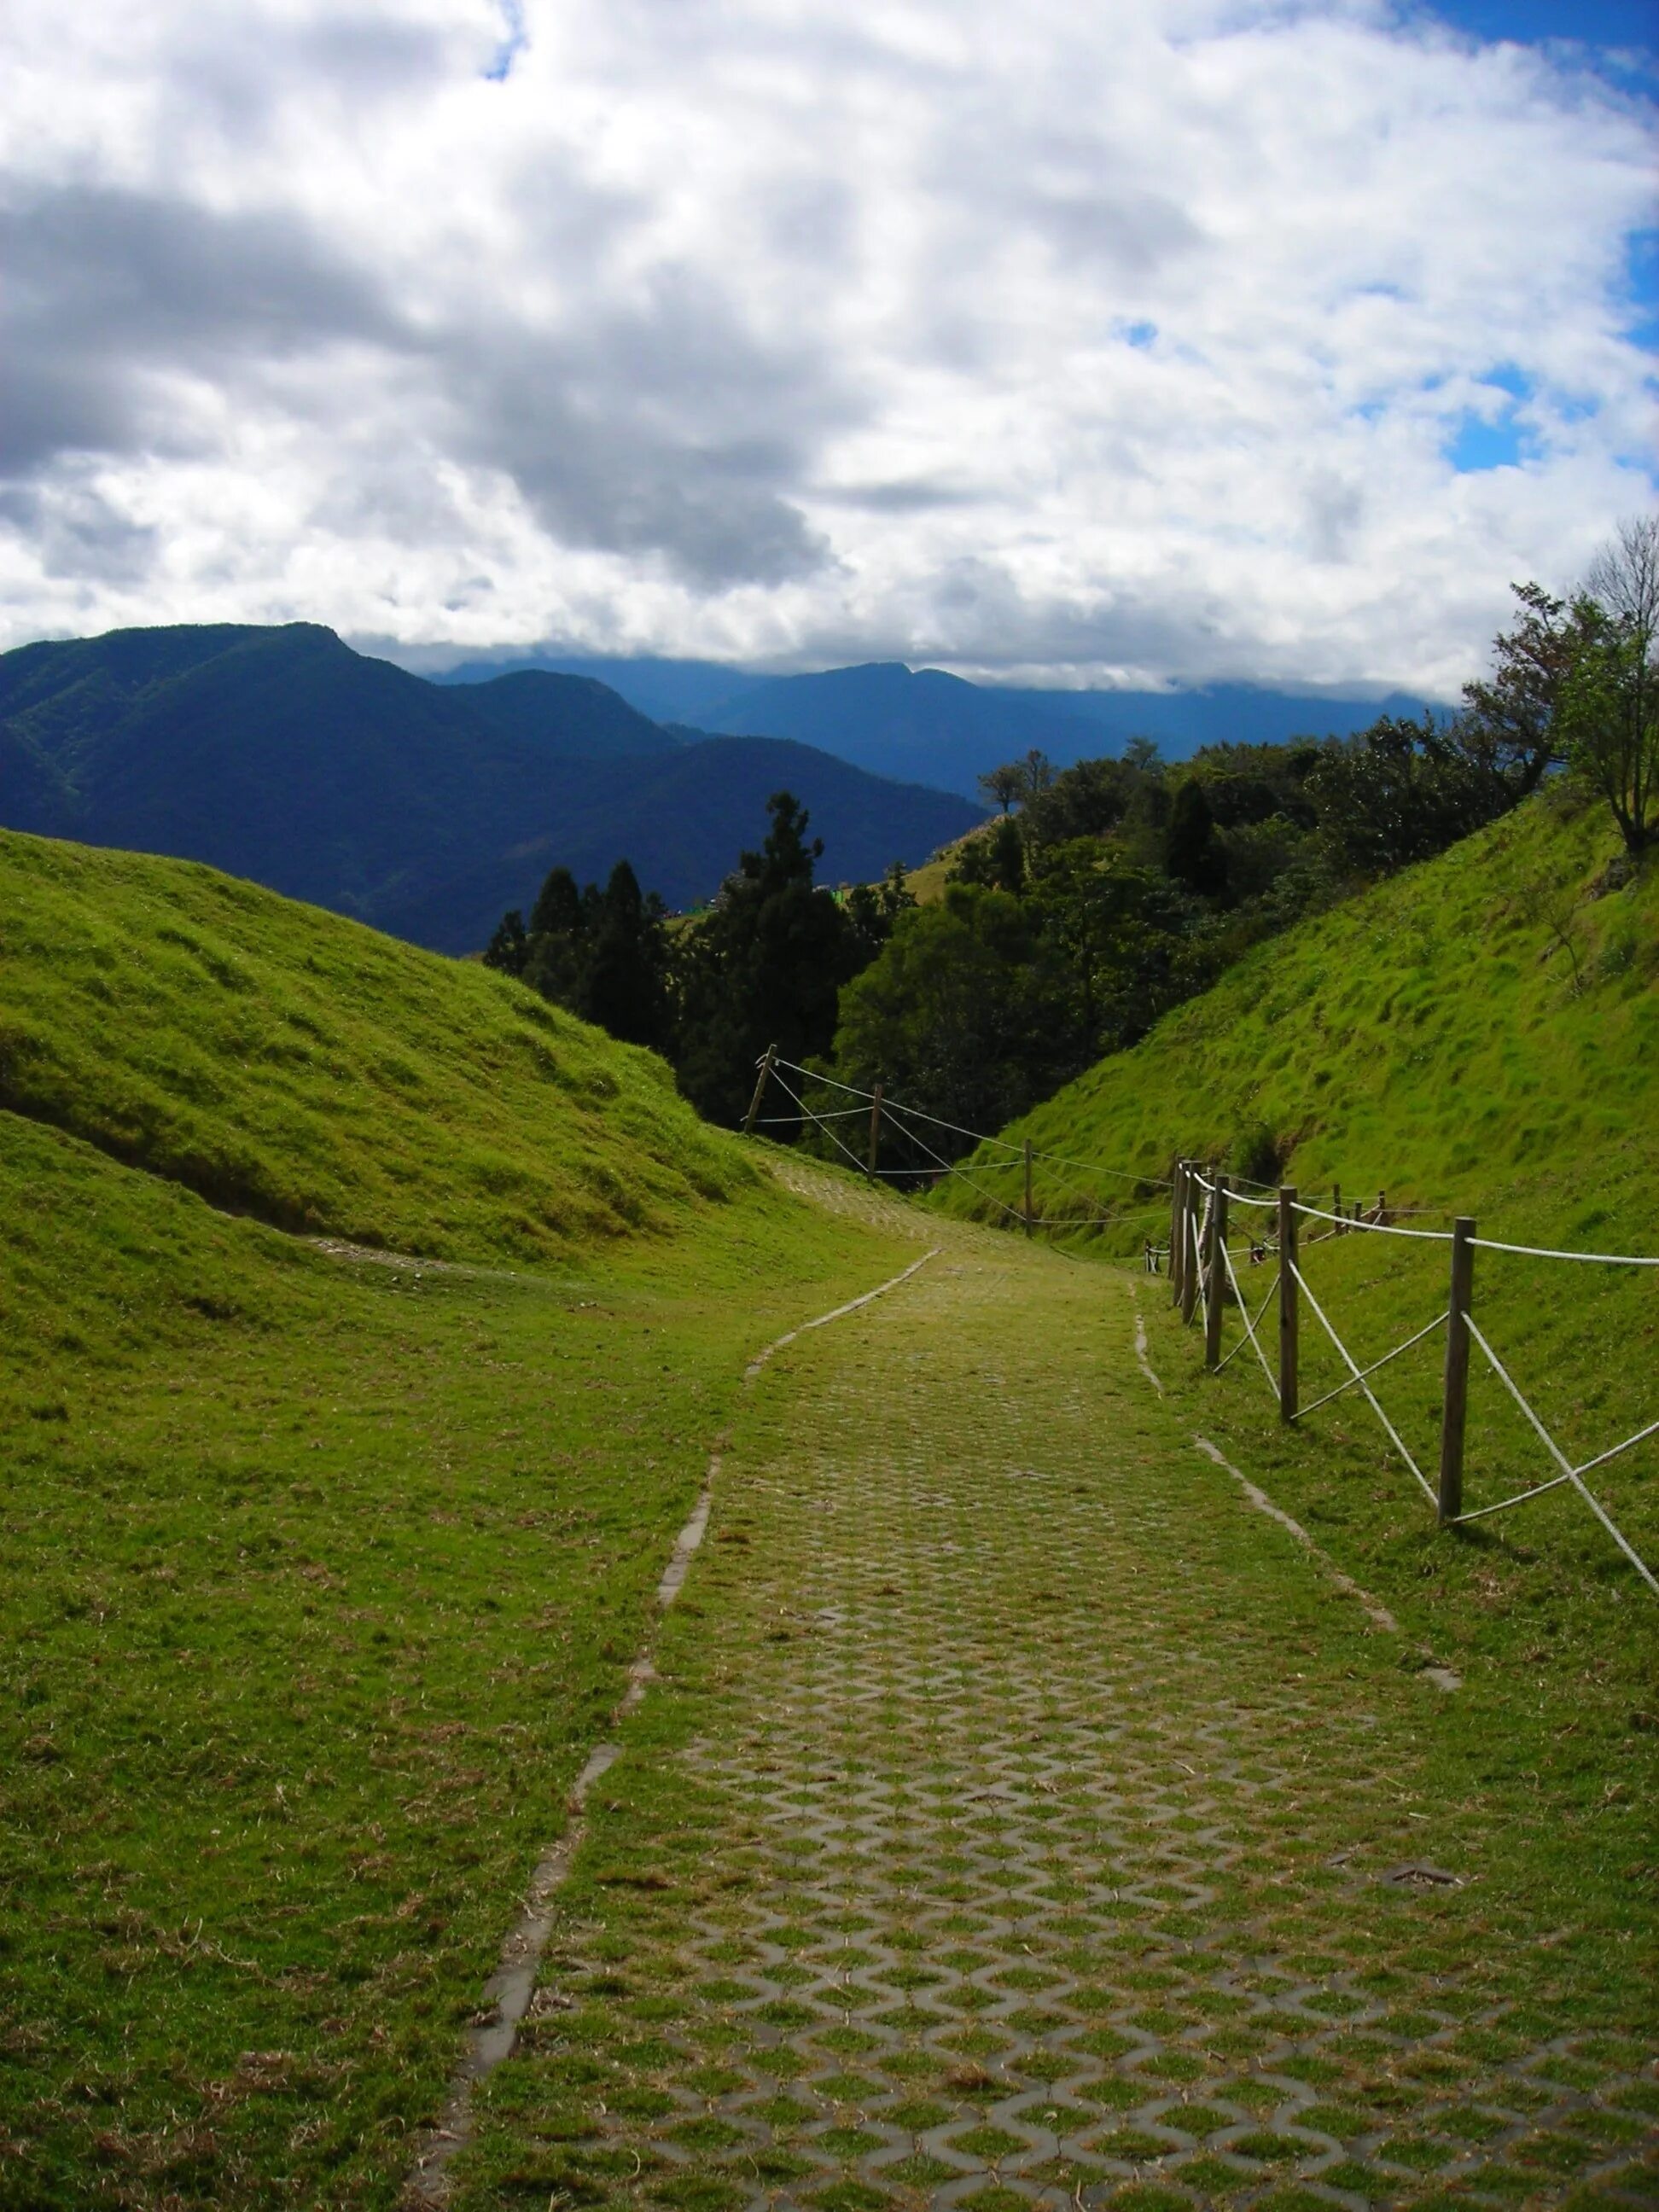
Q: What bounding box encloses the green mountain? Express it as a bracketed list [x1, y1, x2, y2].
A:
[0, 624, 980, 948]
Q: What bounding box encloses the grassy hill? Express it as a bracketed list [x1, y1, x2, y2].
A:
[938, 784, 1659, 1658]
[0, 828, 756, 1261]
[0, 834, 914, 2208]
[940, 785, 1658, 1251]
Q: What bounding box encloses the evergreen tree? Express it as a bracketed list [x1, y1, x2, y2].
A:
[578, 860, 671, 1049]
[675, 792, 861, 1124]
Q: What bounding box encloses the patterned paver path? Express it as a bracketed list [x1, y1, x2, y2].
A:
[450, 1208, 1657, 2212]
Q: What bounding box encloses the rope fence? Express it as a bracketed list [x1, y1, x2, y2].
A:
[741, 1048, 1657, 1595]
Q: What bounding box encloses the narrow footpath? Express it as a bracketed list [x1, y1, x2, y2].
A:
[447, 1208, 1656, 2211]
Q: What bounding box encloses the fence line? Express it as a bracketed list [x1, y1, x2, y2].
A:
[744, 1051, 1657, 1593]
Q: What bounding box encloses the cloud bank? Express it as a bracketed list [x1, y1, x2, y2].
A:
[1, 0, 1653, 691]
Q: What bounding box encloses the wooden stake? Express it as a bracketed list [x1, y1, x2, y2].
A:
[743, 1043, 777, 1135]
[1023, 1138, 1034, 1238]
[866, 1082, 883, 1182]
[1169, 1161, 1185, 1306]
[1276, 1186, 1299, 1421]
[1332, 1181, 1342, 1236]
[1438, 1216, 1476, 1525]
[1204, 1173, 1228, 1369]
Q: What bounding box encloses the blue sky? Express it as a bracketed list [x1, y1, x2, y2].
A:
[1427, 0, 1656, 46]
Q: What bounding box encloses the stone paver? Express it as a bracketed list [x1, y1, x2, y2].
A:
[451, 1228, 1658, 2212]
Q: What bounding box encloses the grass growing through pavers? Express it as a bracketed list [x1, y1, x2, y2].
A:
[0, 1116, 917, 2208]
[448, 1227, 1657, 2212]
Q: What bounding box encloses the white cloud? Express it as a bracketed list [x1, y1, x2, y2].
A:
[0, 0, 1652, 690]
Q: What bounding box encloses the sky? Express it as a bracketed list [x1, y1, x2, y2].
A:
[2, 1, 1654, 695]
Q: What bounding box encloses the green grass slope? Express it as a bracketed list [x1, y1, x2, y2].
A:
[943, 786, 1658, 1252]
[942, 786, 1659, 1668]
[0, 835, 917, 2207]
[0, 828, 750, 1261]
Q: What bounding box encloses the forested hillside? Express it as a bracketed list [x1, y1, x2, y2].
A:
[0, 624, 979, 947]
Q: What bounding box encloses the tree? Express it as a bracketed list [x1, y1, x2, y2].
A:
[1164, 777, 1229, 898]
[833, 883, 1080, 1144]
[1459, 580, 1582, 796]
[1559, 516, 1659, 857]
[576, 860, 671, 1049]
[950, 814, 1026, 896]
[673, 792, 863, 1124]
[1307, 713, 1505, 877]
[482, 908, 528, 975]
[978, 761, 1026, 814]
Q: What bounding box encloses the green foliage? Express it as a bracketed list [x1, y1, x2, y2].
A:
[506, 859, 673, 1051]
[833, 882, 1080, 1138]
[0, 829, 752, 1263]
[1559, 518, 1659, 856]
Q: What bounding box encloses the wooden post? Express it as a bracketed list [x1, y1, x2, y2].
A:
[1438, 1217, 1476, 1525]
[1023, 1137, 1034, 1238]
[1377, 1188, 1388, 1228]
[1332, 1181, 1342, 1236]
[1278, 1185, 1299, 1422]
[743, 1043, 777, 1135]
[1204, 1173, 1228, 1369]
[1180, 1173, 1202, 1326]
[866, 1081, 883, 1182]
[1169, 1161, 1185, 1307]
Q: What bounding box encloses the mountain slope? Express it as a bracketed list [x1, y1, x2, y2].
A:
[377, 736, 982, 948]
[0, 828, 758, 1261]
[0, 624, 977, 948]
[437, 652, 1435, 795]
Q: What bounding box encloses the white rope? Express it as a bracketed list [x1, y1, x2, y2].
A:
[1219, 1241, 1279, 1399]
[1288, 1260, 1437, 1506]
[1291, 1200, 1452, 1241]
[874, 1097, 1033, 1225]
[1452, 1471, 1574, 1524]
[774, 1061, 1025, 1155]
[1029, 1150, 1173, 1189]
[758, 1107, 866, 1123]
[1295, 1311, 1449, 1420]
[1464, 1318, 1658, 1593]
[767, 1067, 880, 1184]
[1214, 1266, 1279, 1371]
[1470, 1237, 1659, 1267]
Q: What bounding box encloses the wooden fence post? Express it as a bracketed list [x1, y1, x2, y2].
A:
[1204, 1173, 1228, 1369]
[1332, 1181, 1342, 1236]
[1278, 1185, 1299, 1422]
[1023, 1138, 1034, 1238]
[1181, 1173, 1202, 1326]
[1438, 1217, 1476, 1525]
[743, 1043, 777, 1135]
[1169, 1161, 1185, 1305]
[866, 1081, 883, 1183]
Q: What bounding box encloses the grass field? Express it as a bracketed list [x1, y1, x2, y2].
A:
[0, 835, 913, 2208]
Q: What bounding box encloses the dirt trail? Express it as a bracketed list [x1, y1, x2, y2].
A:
[445, 1210, 1656, 2209]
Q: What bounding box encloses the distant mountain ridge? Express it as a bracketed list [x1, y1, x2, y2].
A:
[0, 624, 980, 952]
[434, 652, 1435, 799]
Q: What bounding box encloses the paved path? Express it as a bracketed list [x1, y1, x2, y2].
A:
[451, 1223, 1656, 2211]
